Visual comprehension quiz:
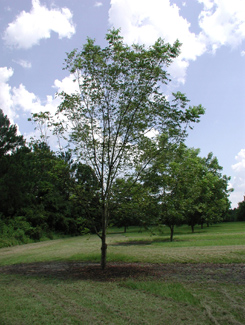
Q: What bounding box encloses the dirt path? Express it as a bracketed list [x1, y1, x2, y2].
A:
[0, 262, 244, 283]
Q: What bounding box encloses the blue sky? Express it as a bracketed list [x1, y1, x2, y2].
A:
[0, 0, 244, 208]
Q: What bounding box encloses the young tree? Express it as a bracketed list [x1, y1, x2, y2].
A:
[163, 146, 203, 239]
[49, 29, 204, 269]
[143, 143, 204, 241]
[142, 143, 231, 239]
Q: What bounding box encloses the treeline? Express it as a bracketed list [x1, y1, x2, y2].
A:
[0, 109, 236, 246]
[223, 201, 245, 222]
[0, 109, 103, 247]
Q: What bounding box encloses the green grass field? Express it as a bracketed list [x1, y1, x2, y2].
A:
[0, 222, 244, 324]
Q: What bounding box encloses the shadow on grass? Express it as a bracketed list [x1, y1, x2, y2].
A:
[1, 261, 244, 284]
[0, 261, 159, 282]
[111, 238, 184, 246]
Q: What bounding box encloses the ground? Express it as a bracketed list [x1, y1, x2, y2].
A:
[0, 262, 244, 283]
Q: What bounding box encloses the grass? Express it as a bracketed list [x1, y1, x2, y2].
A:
[0, 222, 244, 266]
[0, 274, 244, 324]
[0, 222, 244, 324]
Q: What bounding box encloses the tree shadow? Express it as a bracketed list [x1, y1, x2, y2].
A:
[0, 261, 157, 282]
[1, 261, 243, 283]
[111, 238, 183, 246]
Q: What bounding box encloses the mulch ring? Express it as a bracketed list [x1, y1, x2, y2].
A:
[0, 262, 244, 283]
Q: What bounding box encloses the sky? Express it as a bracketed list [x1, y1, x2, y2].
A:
[0, 0, 244, 208]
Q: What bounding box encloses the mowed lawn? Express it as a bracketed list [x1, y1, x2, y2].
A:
[0, 222, 244, 324]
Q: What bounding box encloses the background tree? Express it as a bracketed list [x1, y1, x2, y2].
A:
[41, 29, 204, 269]
[236, 199, 245, 221]
[223, 208, 237, 222]
[142, 143, 231, 240]
[110, 178, 156, 232]
[21, 141, 76, 235]
[0, 110, 27, 217]
[200, 153, 231, 227]
[0, 109, 25, 157]
[162, 146, 203, 239]
[0, 146, 31, 218]
[185, 153, 231, 232]
[69, 162, 101, 234]
[142, 143, 203, 240]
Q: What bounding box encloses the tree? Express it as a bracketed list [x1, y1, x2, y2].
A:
[0, 146, 32, 217]
[69, 162, 101, 234]
[0, 110, 27, 217]
[162, 146, 203, 239]
[110, 178, 156, 232]
[45, 29, 204, 269]
[235, 198, 245, 221]
[0, 109, 25, 157]
[23, 141, 74, 233]
[185, 153, 231, 232]
[142, 143, 231, 239]
[142, 143, 204, 241]
[201, 153, 231, 226]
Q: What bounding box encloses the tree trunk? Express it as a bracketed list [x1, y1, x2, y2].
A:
[191, 224, 194, 233]
[201, 223, 203, 229]
[101, 200, 108, 270]
[101, 233, 107, 270]
[170, 225, 174, 242]
[124, 226, 127, 233]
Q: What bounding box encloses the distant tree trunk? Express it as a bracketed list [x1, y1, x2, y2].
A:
[191, 224, 194, 233]
[201, 223, 203, 229]
[207, 222, 209, 227]
[124, 226, 127, 233]
[170, 225, 174, 242]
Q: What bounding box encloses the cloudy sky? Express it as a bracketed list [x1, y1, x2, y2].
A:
[0, 0, 244, 208]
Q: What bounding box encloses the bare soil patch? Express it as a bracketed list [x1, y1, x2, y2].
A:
[0, 262, 244, 283]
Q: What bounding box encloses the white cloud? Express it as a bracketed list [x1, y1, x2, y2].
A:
[108, 0, 206, 83]
[11, 76, 79, 117]
[12, 84, 43, 113]
[109, 0, 245, 83]
[232, 149, 245, 173]
[0, 67, 14, 84]
[198, 0, 245, 50]
[94, 2, 103, 7]
[0, 67, 80, 145]
[3, 0, 75, 49]
[241, 50, 245, 56]
[230, 149, 245, 208]
[0, 68, 79, 127]
[0, 67, 14, 121]
[13, 59, 32, 69]
[53, 74, 80, 95]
